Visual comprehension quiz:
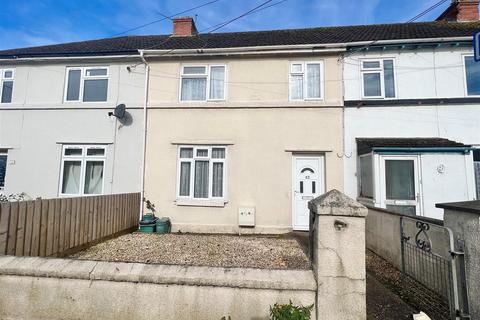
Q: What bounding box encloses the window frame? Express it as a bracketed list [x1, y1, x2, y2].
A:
[360, 58, 396, 100]
[179, 64, 227, 102]
[462, 54, 480, 97]
[0, 150, 7, 190]
[358, 153, 374, 200]
[176, 145, 227, 201]
[0, 69, 15, 104]
[59, 145, 106, 197]
[289, 61, 324, 101]
[63, 66, 109, 103]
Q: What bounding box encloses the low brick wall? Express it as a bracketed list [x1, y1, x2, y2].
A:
[0, 256, 316, 320]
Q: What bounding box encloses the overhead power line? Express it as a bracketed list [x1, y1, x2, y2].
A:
[407, 0, 450, 23]
[140, 0, 288, 52]
[205, 0, 275, 33]
[201, 0, 288, 33]
[342, 0, 452, 59]
[111, 0, 222, 37]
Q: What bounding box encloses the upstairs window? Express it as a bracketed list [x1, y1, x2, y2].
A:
[180, 65, 226, 101]
[65, 67, 109, 102]
[361, 59, 396, 99]
[177, 146, 226, 200]
[0, 150, 7, 190]
[1, 69, 14, 103]
[464, 56, 480, 96]
[289, 62, 323, 101]
[60, 145, 106, 196]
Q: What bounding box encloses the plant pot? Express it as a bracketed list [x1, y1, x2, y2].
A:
[139, 223, 156, 233]
[142, 214, 156, 222]
[156, 217, 171, 234]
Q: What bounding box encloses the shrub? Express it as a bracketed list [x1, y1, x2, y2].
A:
[269, 301, 314, 320]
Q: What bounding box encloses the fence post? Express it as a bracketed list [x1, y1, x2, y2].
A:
[437, 201, 480, 319]
[308, 189, 367, 320]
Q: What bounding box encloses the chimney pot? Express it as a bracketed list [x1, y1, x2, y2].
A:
[173, 17, 197, 37]
[436, 0, 480, 22]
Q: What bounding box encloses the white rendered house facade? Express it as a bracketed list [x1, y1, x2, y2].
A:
[0, 57, 146, 199]
[343, 43, 480, 220]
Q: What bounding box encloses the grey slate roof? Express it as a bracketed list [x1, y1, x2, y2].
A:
[1, 21, 480, 58]
[356, 138, 470, 155]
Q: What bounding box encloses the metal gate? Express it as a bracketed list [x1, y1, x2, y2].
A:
[400, 216, 470, 320]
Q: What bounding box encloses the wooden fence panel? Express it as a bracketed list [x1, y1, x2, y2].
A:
[0, 193, 139, 258]
[6, 202, 18, 255]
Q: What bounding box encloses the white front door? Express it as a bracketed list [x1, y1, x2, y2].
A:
[380, 155, 422, 216]
[293, 155, 325, 231]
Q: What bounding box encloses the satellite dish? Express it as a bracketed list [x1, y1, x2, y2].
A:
[112, 104, 126, 119]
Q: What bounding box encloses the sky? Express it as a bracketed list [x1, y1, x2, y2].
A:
[0, 0, 452, 50]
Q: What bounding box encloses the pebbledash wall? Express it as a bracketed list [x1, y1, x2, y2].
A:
[143, 55, 345, 234]
[0, 59, 145, 198]
[343, 47, 479, 220]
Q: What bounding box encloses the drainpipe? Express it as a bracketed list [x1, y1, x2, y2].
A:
[139, 50, 150, 220]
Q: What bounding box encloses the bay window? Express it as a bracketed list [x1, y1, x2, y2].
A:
[180, 65, 226, 101]
[1, 69, 14, 103]
[361, 59, 396, 99]
[65, 67, 109, 102]
[60, 145, 106, 196]
[177, 146, 226, 201]
[289, 62, 323, 100]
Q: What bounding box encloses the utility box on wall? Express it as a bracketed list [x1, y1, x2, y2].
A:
[238, 207, 255, 227]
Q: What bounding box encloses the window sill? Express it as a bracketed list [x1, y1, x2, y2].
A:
[175, 199, 227, 208]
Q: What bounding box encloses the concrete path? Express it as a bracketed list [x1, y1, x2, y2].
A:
[367, 273, 417, 319]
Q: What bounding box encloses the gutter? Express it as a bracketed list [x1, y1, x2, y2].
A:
[141, 47, 346, 58]
[372, 147, 472, 154]
[0, 54, 141, 63]
[140, 36, 473, 58]
[138, 50, 150, 220]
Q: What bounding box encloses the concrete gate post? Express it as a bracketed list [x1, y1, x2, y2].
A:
[308, 189, 367, 320]
[437, 201, 480, 320]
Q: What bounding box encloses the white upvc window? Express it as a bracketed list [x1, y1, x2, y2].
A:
[177, 146, 226, 200]
[463, 55, 480, 96]
[289, 61, 324, 101]
[0, 150, 7, 190]
[0, 69, 14, 104]
[180, 65, 226, 101]
[59, 145, 106, 196]
[361, 59, 396, 99]
[64, 66, 109, 102]
[358, 154, 374, 199]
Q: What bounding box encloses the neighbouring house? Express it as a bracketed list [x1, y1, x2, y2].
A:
[343, 1, 480, 220]
[0, 48, 146, 198]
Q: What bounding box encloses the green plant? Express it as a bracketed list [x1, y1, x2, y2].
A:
[220, 317, 231, 320]
[269, 301, 314, 320]
[143, 198, 156, 214]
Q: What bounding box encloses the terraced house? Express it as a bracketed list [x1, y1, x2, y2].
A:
[0, 0, 479, 232]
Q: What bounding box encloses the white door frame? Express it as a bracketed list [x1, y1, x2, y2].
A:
[379, 155, 422, 216]
[292, 154, 325, 231]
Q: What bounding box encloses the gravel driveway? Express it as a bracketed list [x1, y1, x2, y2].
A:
[70, 232, 311, 269]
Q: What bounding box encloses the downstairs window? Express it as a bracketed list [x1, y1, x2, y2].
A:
[60, 145, 106, 196]
[177, 146, 226, 200]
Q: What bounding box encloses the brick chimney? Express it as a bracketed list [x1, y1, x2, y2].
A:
[436, 0, 479, 22]
[173, 17, 197, 36]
